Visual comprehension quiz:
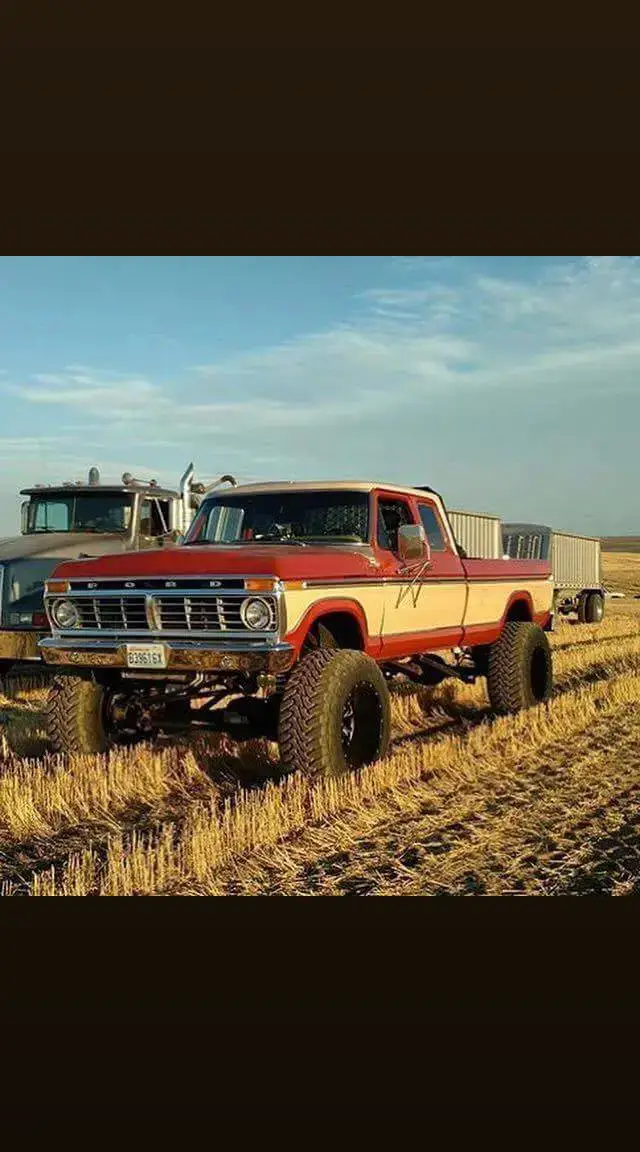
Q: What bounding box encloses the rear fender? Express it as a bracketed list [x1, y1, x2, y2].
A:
[463, 591, 549, 649]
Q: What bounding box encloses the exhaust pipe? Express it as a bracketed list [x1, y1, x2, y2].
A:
[179, 463, 195, 531]
[203, 474, 238, 495]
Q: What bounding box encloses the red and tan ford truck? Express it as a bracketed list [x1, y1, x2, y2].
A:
[39, 481, 555, 777]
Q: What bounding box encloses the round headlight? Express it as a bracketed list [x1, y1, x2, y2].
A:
[52, 599, 80, 630]
[241, 597, 272, 631]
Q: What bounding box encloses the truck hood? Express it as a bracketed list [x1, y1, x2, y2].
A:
[0, 533, 128, 564]
[50, 543, 382, 583]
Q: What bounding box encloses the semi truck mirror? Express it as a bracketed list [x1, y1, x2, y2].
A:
[21, 501, 29, 534]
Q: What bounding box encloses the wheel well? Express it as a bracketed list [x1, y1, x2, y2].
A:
[306, 612, 365, 651]
[505, 598, 532, 623]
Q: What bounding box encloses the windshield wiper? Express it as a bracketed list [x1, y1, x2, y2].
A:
[183, 537, 309, 548]
[252, 536, 308, 547]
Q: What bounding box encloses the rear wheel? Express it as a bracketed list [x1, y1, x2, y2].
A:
[578, 591, 605, 625]
[486, 622, 553, 715]
[278, 649, 391, 778]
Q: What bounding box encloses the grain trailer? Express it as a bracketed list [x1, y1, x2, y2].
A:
[502, 523, 604, 624]
[448, 508, 503, 560]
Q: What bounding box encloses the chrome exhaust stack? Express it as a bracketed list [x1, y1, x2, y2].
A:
[179, 463, 195, 532]
[204, 474, 238, 495]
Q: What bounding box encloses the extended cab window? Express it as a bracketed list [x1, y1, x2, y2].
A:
[377, 499, 414, 554]
[417, 504, 447, 552]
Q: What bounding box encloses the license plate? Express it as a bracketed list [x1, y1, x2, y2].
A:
[126, 644, 168, 670]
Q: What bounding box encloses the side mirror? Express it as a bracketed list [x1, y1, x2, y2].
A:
[160, 530, 184, 548]
[21, 501, 29, 534]
[398, 524, 431, 564]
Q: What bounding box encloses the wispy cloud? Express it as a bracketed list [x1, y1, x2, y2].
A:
[3, 256, 640, 531]
[10, 256, 640, 433]
[16, 370, 163, 418]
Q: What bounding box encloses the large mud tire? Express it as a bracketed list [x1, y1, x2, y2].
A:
[278, 649, 391, 779]
[486, 622, 553, 715]
[46, 676, 109, 755]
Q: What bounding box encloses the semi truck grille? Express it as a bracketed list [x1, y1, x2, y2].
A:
[71, 594, 277, 635]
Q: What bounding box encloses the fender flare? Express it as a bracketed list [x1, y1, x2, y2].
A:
[285, 598, 374, 656]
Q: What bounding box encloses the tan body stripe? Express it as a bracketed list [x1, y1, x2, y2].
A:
[284, 579, 554, 638]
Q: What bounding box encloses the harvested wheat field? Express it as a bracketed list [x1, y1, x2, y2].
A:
[1, 553, 640, 897]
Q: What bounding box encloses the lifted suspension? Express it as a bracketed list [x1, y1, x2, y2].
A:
[384, 652, 478, 687]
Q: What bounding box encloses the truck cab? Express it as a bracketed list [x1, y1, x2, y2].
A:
[0, 464, 209, 675]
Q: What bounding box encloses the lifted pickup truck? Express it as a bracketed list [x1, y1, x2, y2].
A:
[40, 481, 555, 776]
[0, 464, 230, 678]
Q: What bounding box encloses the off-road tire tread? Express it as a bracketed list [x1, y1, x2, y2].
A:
[46, 676, 107, 755]
[278, 649, 391, 778]
[486, 622, 553, 715]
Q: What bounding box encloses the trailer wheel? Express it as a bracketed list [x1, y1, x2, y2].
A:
[487, 622, 553, 715]
[278, 649, 391, 779]
[578, 591, 605, 625]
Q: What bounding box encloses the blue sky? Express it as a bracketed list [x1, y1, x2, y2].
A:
[0, 255, 637, 536]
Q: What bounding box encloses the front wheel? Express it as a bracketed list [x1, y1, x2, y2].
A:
[486, 622, 553, 715]
[278, 649, 391, 779]
[46, 676, 148, 755]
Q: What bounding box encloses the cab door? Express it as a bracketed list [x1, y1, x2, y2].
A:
[137, 498, 172, 549]
[374, 492, 466, 660]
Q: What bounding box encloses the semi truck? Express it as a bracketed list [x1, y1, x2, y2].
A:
[0, 464, 236, 678]
[502, 523, 605, 624]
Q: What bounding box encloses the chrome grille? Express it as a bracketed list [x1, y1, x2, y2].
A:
[156, 596, 255, 632]
[78, 596, 148, 631]
[59, 593, 277, 635]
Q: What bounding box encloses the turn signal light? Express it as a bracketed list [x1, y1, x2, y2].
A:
[46, 581, 70, 595]
[283, 581, 305, 591]
[244, 579, 275, 593]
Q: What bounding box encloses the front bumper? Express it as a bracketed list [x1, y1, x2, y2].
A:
[0, 629, 44, 664]
[39, 636, 297, 675]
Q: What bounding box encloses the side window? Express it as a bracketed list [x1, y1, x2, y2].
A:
[139, 500, 171, 538]
[152, 501, 170, 536]
[418, 504, 447, 552]
[377, 498, 414, 554]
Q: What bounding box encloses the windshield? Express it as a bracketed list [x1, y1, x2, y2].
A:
[26, 494, 133, 535]
[186, 491, 371, 546]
